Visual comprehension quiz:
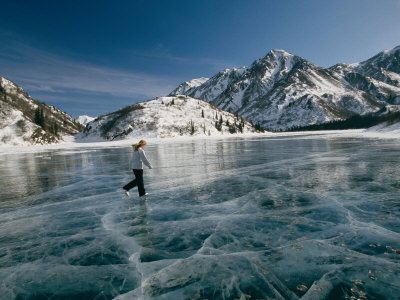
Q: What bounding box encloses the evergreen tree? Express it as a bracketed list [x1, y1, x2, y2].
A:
[171, 99, 175, 105]
[34, 108, 40, 125]
[215, 120, 222, 131]
[201, 109, 204, 118]
[51, 122, 59, 136]
[228, 124, 237, 134]
[254, 123, 265, 132]
[238, 121, 244, 133]
[190, 120, 195, 135]
[40, 109, 45, 127]
[34, 107, 45, 128]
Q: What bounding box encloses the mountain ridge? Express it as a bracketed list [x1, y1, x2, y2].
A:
[170, 45, 400, 130]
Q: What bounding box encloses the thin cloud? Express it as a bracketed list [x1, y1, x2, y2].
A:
[0, 31, 235, 115]
[117, 43, 238, 72]
[0, 39, 177, 101]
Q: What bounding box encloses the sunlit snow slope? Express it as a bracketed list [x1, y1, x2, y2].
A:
[79, 96, 258, 141]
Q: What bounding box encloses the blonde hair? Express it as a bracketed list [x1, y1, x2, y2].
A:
[133, 139, 147, 151]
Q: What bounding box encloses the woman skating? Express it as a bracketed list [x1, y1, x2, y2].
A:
[123, 139, 152, 197]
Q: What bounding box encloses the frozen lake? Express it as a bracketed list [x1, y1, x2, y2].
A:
[0, 135, 399, 299]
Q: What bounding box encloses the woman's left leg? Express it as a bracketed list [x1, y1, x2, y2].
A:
[133, 169, 145, 196]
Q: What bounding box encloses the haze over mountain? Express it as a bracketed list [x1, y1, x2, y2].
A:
[170, 46, 400, 130]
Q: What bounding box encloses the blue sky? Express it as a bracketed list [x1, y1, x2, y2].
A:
[1, 0, 400, 117]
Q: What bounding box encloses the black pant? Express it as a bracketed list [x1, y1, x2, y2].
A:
[123, 169, 145, 196]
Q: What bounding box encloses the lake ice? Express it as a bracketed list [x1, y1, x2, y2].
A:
[0, 135, 399, 299]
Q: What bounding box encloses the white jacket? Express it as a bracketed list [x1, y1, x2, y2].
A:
[132, 148, 152, 170]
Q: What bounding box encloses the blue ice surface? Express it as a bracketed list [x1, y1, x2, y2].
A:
[0, 135, 399, 299]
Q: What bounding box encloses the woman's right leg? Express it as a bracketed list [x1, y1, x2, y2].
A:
[123, 170, 138, 191]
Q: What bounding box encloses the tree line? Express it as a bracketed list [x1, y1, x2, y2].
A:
[285, 112, 400, 132]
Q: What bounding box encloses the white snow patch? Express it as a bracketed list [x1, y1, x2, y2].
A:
[382, 45, 400, 56]
[185, 77, 209, 88]
[75, 115, 95, 126]
[382, 70, 400, 84]
[0, 108, 38, 146]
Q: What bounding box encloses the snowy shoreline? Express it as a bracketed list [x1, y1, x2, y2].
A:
[0, 129, 399, 155]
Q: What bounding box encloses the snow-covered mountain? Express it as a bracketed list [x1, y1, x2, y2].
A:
[355, 45, 400, 85]
[75, 115, 95, 126]
[170, 46, 400, 130]
[79, 96, 258, 141]
[0, 76, 83, 145]
[169, 77, 209, 95]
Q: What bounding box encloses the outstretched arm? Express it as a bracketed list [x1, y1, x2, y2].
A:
[139, 149, 153, 169]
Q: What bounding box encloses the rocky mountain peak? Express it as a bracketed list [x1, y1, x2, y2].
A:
[355, 45, 400, 86]
[169, 46, 400, 130]
[268, 48, 293, 58]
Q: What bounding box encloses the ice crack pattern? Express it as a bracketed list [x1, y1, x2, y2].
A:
[0, 136, 399, 299]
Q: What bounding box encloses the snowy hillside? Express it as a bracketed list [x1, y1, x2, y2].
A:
[79, 96, 259, 141]
[75, 115, 95, 126]
[0, 76, 83, 145]
[367, 121, 400, 135]
[366, 109, 400, 135]
[170, 46, 400, 130]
